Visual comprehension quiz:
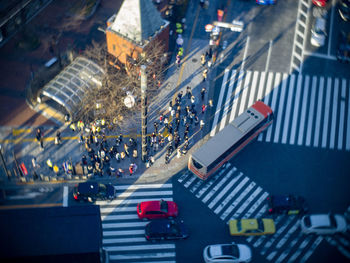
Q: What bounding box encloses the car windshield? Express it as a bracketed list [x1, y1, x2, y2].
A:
[329, 215, 337, 228]
[98, 184, 107, 194]
[257, 219, 265, 231]
[160, 200, 168, 212]
[221, 244, 239, 259]
[304, 216, 311, 227]
[237, 220, 242, 232]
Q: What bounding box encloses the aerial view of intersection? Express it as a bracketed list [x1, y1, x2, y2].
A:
[0, 0, 349, 263]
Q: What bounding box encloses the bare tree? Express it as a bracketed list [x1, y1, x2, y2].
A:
[75, 39, 168, 129]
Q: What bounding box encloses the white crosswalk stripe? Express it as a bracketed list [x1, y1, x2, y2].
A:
[178, 165, 325, 263]
[210, 70, 350, 151]
[100, 183, 176, 263]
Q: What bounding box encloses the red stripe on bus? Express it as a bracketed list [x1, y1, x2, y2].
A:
[189, 120, 272, 180]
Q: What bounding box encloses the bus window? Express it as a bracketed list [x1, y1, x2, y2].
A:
[192, 159, 203, 169]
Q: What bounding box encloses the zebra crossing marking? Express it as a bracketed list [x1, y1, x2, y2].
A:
[297, 75, 310, 146]
[305, 76, 317, 147]
[101, 183, 176, 263]
[210, 68, 230, 137]
[211, 70, 350, 151]
[177, 165, 328, 263]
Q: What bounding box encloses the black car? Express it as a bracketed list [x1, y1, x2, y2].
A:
[145, 219, 189, 241]
[339, 0, 350, 21]
[337, 31, 350, 63]
[267, 195, 308, 215]
[73, 182, 115, 202]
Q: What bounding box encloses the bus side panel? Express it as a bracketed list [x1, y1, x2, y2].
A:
[205, 119, 273, 178]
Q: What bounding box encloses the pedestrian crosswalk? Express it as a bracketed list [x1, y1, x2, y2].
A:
[211, 70, 350, 151]
[97, 183, 176, 263]
[177, 163, 325, 263]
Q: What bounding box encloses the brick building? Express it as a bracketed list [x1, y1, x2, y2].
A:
[106, 0, 170, 66]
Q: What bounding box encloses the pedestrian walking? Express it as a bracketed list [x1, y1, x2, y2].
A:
[186, 86, 192, 99]
[69, 122, 76, 132]
[175, 54, 181, 67]
[190, 95, 195, 105]
[209, 99, 213, 107]
[165, 153, 170, 164]
[202, 104, 207, 114]
[117, 168, 124, 177]
[202, 69, 208, 82]
[169, 101, 173, 113]
[115, 152, 121, 162]
[46, 159, 53, 170]
[154, 122, 159, 133]
[79, 133, 84, 143]
[164, 117, 169, 128]
[200, 119, 205, 129]
[159, 113, 164, 125]
[177, 148, 181, 158]
[201, 87, 206, 101]
[133, 149, 138, 158]
[201, 53, 206, 66]
[124, 143, 130, 157]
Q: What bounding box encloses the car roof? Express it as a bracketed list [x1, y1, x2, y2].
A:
[315, 17, 326, 31]
[309, 214, 331, 227]
[241, 219, 259, 230]
[77, 182, 99, 194]
[147, 219, 175, 233]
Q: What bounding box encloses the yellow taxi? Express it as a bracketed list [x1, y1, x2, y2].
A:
[229, 218, 276, 236]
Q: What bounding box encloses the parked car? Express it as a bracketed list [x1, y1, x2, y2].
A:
[339, 0, 350, 21]
[73, 182, 115, 202]
[337, 31, 350, 62]
[229, 218, 275, 236]
[256, 0, 276, 5]
[310, 15, 327, 47]
[203, 242, 252, 263]
[267, 195, 308, 215]
[145, 219, 189, 241]
[137, 199, 178, 220]
[300, 214, 347, 235]
[312, 0, 328, 7]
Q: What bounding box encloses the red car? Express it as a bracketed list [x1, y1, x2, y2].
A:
[312, 0, 328, 7]
[137, 199, 178, 220]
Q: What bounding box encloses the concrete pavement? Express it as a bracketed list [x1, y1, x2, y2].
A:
[0, 0, 222, 186]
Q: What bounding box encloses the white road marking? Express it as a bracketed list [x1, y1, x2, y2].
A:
[104, 244, 175, 252]
[242, 193, 269, 219]
[229, 70, 245, 123]
[282, 74, 296, 144]
[102, 214, 139, 221]
[202, 168, 235, 204]
[117, 190, 173, 198]
[103, 229, 144, 236]
[177, 171, 190, 183]
[322, 77, 332, 148]
[97, 197, 173, 206]
[209, 172, 243, 211]
[103, 221, 148, 228]
[63, 186, 68, 207]
[100, 206, 136, 214]
[103, 237, 146, 244]
[273, 73, 289, 143]
[297, 75, 310, 145]
[238, 71, 252, 115]
[231, 187, 262, 219]
[266, 73, 281, 142]
[242, 36, 250, 71]
[314, 77, 325, 147]
[330, 78, 339, 149]
[289, 74, 303, 145]
[338, 80, 347, 150]
[115, 184, 172, 190]
[248, 71, 260, 107]
[304, 51, 337, 60]
[195, 165, 233, 199]
[219, 70, 237, 131]
[184, 174, 197, 188]
[306, 76, 317, 146]
[347, 80, 350, 150]
[211, 68, 230, 136]
[299, 236, 323, 263]
[110, 253, 175, 261]
[265, 40, 273, 72]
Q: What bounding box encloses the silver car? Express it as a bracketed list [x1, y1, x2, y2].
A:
[311, 16, 327, 47]
[203, 242, 252, 263]
[300, 214, 347, 235]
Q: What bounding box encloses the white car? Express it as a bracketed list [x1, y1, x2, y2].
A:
[203, 242, 252, 263]
[311, 16, 327, 47]
[300, 214, 347, 235]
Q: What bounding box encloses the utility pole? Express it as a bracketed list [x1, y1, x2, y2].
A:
[140, 65, 148, 162]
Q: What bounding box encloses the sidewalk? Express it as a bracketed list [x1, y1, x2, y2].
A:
[0, 0, 220, 186]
